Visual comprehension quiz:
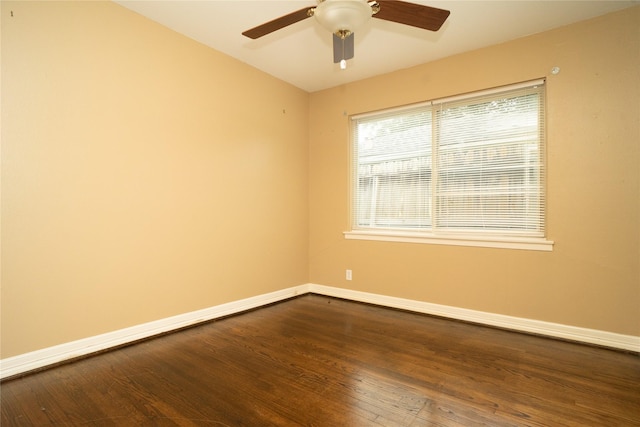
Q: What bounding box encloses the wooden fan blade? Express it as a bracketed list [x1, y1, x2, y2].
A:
[374, 1, 450, 31]
[242, 7, 313, 39]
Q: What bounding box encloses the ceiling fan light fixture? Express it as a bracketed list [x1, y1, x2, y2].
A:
[314, 0, 372, 34]
[242, 0, 450, 70]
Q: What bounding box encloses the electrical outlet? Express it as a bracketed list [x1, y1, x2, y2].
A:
[346, 269, 352, 281]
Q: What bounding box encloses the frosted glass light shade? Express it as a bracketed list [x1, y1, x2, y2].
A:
[314, 0, 372, 33]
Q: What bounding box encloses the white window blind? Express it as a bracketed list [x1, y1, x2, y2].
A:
[353, 105, 433, 229]
[350, 80, 547, 245]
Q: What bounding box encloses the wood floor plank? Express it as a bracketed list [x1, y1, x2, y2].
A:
[2, 294, 639, 426]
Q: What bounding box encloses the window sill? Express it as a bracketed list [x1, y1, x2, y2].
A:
[344, 230, 554, 251]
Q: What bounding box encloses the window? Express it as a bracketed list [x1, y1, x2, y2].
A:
[346, 80, 553, 251]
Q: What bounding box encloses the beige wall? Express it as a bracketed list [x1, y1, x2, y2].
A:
[2, 2, 638, 360]
[309, 7, 640, 336]
[1, 1, 309, 358]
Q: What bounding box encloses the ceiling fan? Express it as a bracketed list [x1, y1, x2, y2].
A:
[242, 0, 450, 69]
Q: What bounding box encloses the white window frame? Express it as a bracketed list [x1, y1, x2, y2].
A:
[345, 79, 554, 251]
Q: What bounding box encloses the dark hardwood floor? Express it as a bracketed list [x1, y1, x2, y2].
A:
[2, 294, 639, 426]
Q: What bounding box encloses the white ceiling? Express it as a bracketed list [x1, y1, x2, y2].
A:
[114, 0, 637, 92]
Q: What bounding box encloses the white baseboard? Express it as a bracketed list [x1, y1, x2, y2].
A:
[308, 284, 640, 353]
[2, 283, 638, 379]
[0, 285, 309, 380]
